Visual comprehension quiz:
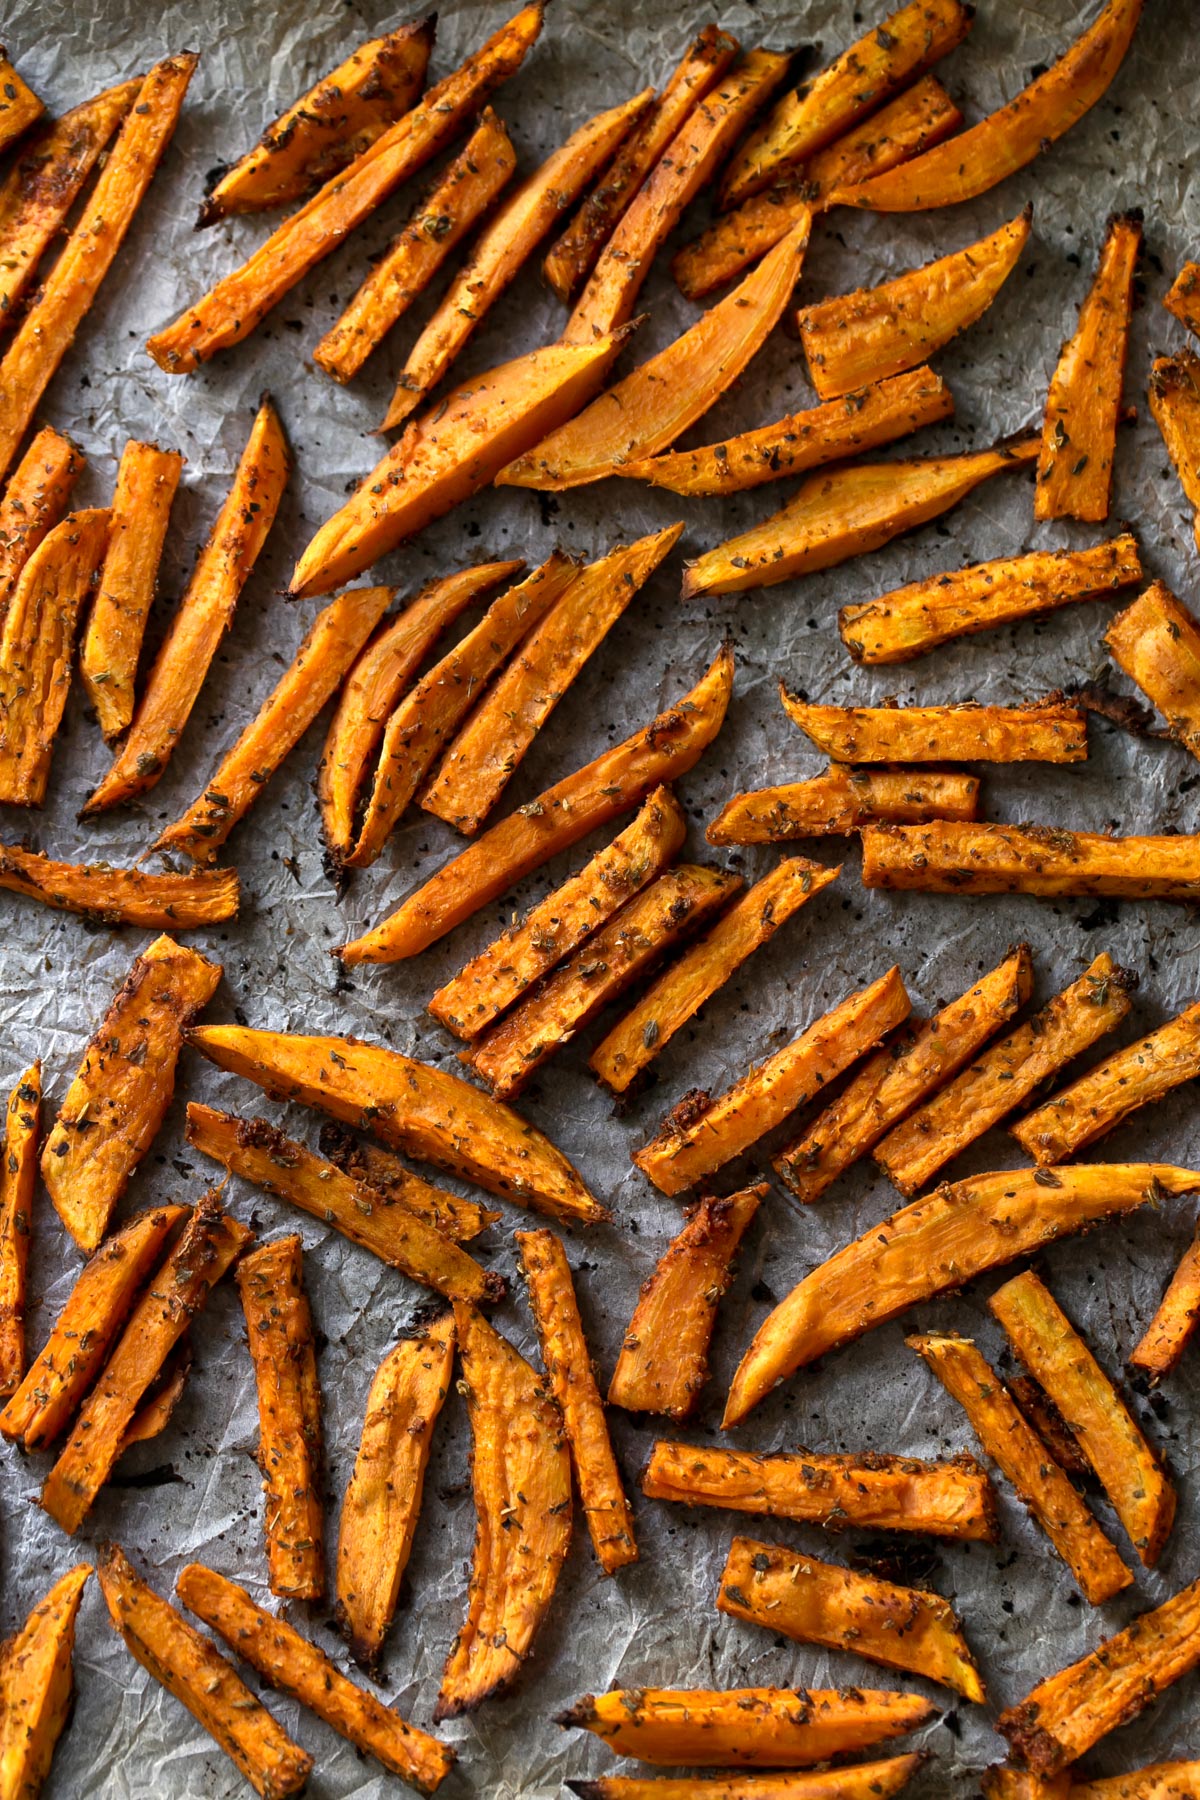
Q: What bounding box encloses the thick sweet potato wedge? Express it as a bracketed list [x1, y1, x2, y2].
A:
[0, 52, 43, 152]
[1130, 1224, 1200, 1383]
[0, 1563, 92, 1798]
[990, 1269, 1175, 1566]
[0, 842, 239, 928]
[608, 1186, 763, 1418]
[148, 7, 541, 371]
[336, 1312, 456, 1669]
[593, 857, 836, 1094]
[0, 427, 82, 629]
[517, 1229, 637, 1572]
[436, 1301, 572, 1718]
[777, 945, 1032, 1204]
[1147, 350, 1200, 552]
[98, 1545, 311, 1800]
[683, 437, 1039, 598]
[833, 0, 1144, 212]
[840, 532, 1143, 664]
[708, 765, 977, 843]
[1165, 264, 1200, 340]
[1106, 580, 1200, 760]
[1072, 1768, 1200, 1800]
[718, 1538, 985, 1700]
[466, 865, 741, 1100]
[41, 934, 221, 1253]
[186, 1026, 601, 1222]
[567, 1761, 928, 1800]
[908, 1333, 1132, 1605]
[634, 966, 910, 1197]
[862, 820, 1200, 902]
[319, 1123, 500, 1242]
[342, 644, 733, 964]
[781, 692, 1087, 765]
[0, 1062, 38, 1398]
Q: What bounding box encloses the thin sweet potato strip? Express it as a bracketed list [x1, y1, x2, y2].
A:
[718, 1538, 985, 1700]
[1106, 580, 1200, 760]
[1147, 350, 1200, 552]
[0, 1562, 92, 1800]
[0, 51, 43, 152]
[707, 765, 978, 843]
[41, 934, 221, 1253]
[319, 1123, 500, 1242]
[593, 856, 836, 1094]
[1165, 264, 1200, 340]
[517, 1229, 638, 1572]
[608, 1186, 763, 1419]
[336, 1312, 456, 1669]
[860, 820, 1200, 903]
[1130, 1223, 1200, 1383]
[780, 692, 1088, 764]
[435, 1301, 572, 1719]
[0, 842, 240, 929]
[0, 1061, 38, 1397]
[990, 1269, 1175, 1566]
[908, 1333, 1132, 1605]
[1072, 1767, 1200, 1800]
[722, 1164, 1200, 1427]
[567, 1761, 928, 1800]
[634, 965, 910, 1197]
[0, 426, 82, 630]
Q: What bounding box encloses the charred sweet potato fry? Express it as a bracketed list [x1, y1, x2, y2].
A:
[840, 532, 1143, 664]
[0, 841, 240, 929]
[0, 427, 82, 629]
[777, 945, 1032, 1204]
[781, 692, 1087, 765]
[723, 1164, 1200, 1427]
[861, 819, 1200, 903]
[718, 1538, 985, 1700]
[567, 1761, 928, 1800]
[336, 1312, 456, 1669]
[635, 966, 910, 1197]
[0, 1562, 92, 1799]
[608, 1186, 763, 1418]
[708, 765, 977, 843]
[1147, 350, 1200, 552]
[41, 934, 221, 1253]
[319, 1123, 500, 1242]
[1165, 264, 1200, 340]
[1130, 1224, 1200, 1384]
[435, 1301, 572, 1719]
[683, 437, 1039, 598]
[908, 1333, 1132, 1605]
[517, 1229, 638, 1572]
[1072, 1767, 1200, 1800]
[342, 645, 733, 965]
[0, 51, 43, 151]
[0, 1061, 38, 1398]
[1106, 580, 1200, 760]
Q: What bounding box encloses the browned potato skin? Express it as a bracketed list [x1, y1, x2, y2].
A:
[1130, 1222, 1200, 1384]
[1165, 263, 1200, 339]
[708, 766, 977, 844]
[0, 1562, 92, 1798]
[0, 427, 82, 631]
[319, 1122, 500, 1242]
[1107, 580, 1200, 761]
[780, 690, 1088, 765]
[0, 841, 240, 929]
[860, 819, 1200, 903]
[567, 1760, 928, 1800]
[0, 1062, 39, 1397]
[0, 51, 44, 151]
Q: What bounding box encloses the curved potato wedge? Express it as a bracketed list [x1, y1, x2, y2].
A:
[0, 1563, 92, 1799]
[1129, 1223, 1200, 1384]
[0, 427, 82, 631]
[0, 842, 239, 929]
[1165, 264, 1200, 340]
[566, 1761, 928, 1800]
[708, 767, 978, 844]
[1147, 350, 1200, 552]
[860, 820, 1200, 903]
[0, 1062, 38, 1397]
[780, 691, 1087, 764]
[0, 52, 43, 152]
[319, 1124, 500, 1242]
[1107, 580, 1200, 758]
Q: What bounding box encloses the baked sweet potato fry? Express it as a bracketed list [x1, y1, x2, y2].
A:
[0, 51, 43, 152]
[567, 1761, 928, 1800]
[1009, 1373, 1091, 1477]
[708, 765, 978, 844]
[682, 437, 1039, 598]
[1130, 1223, 1200, 1384]
[608, 1186, 763, 1418]
[1106, 580, 1200, 760]
[436, 1300, 572, 1718]
[342, 644, 733, 964]
[982, 1770, 1072, 1800]
[41, 934, 221, 1253]
[776, 945, 1032, 1204]
[723, 1164, 1200, 1426]
[0, 427, 82, 629]
[319, 1122, 500, 1241]
[517, 1229, 637, 1572]
[336, 1312, 456, 1669]
[718, 1538, 984, 1700]
[780, 692, 1087, 765]
[121, 1336, 191, 1449]
[908, 1333, 1132, 1604]
[1165, 264, 1200, 340]
[0, 1062, 38, 1398]
[1147, 350, 1200, 552]
[1072, 1769, 1200, 1800]
[148, 6, 541, 371]
[98, 1545, 312, 1800]
[861, 820, 1200, 903]
[0, 841, 240, 929]
[0, 1564, 91, 1799]
[840, 532, 1143, 664]
[634, 965, 910, 1197]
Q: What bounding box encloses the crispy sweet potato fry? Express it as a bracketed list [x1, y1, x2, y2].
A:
[336, 1312, 456, 1669]
[1147, 350, 1200, 552]
[840, 532, 1143, 664]
[421, 525, 683, 834]
[708, 765, 978, 844]
[1071, 1766, 1200, 1799]
[1106, 580, 1200, 760]
[1165, 264, 1200, 340]
[517, 1229, 637, 1572]
[0, 427, 82, 630]
[860, 819, 1200, 903]
[0, 1062, 38, 1398]
[908, 1333, 1132, 1605]
[148, 6, 541, 370]
[342, 644, 733, 964]
[833, 0, 1144, 212]
[0, 51, 43, 152]
[319, 1122, 500, 1242]
[567, 1761, 928, 1800]
[98, 1545, 311, 1800]
[608, 1186, 763, 1418]
[1130, 1223, 1200, 1383]
[0, 1564, 92, 1800]
[683, 437, 1039, 598]
[0, 842, 240, 929]
[634, 965, 910, 1197]
[41, 934, 221, 1253]
[780, 692, 1087, 765]
[718, 1538, 985, 1700]
[436, 1301, 572, 1718]
[777, 945, 1032, 1204]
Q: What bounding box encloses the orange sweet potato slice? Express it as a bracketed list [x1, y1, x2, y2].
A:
[0, 426, 82, 630]
[860, 820, 1200, 904]
[0, 1061, 38, 1398]
[0, 51, 43, 152]
[0, 841, 240, 929]
[1165, 264, 1200, 340]
[120, 1336, 191, 1449]
[982, 1769, 1073, 1800]
[707, 765, 978, 843]
[1106, 580, 1200, 760]
[1067, 1770, 1200, 1800]
[1130, 1223, 1200, 1384]
[566, 1760, 928, 1800]
[0, 1562, 92, 1798]
[780, 690, 1087, 764]
[1147, 350, 1200, 552]
[319, 1123, 500, 1242]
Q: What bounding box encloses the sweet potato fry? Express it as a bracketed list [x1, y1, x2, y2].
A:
[682, 436, 1039, 598]
[0, 51, 43, 152]
[1009, 1373, 1091, 1477]
[723, 1164, 1200, 1427]
[121, 1337, 191, 1448]
[1164, 264, 1200, 340]
[832, 0, 1144, 212]
[435, 1301, 572, 1718]
[0, 841, 239, 929]
[634, 965, 910, 1197]
[983, 1770, 1072, 1800]
[0, 1563, 92, 1799]
[593, 857, 836, 1094]
[148, 6, 541, 371]
[1071, 1765, 1200, 1799]
[421, 525, 684, 834]
[1147, 350, 1200, 552]
[79, 441, 183, 741]
[1106, 580, 1200, 760]
[517, 1229, 637, 1572]
[990, 1269, 1175, 1566]
[466, 865, 741, 1100]
[908, 1333, 1132, 1605]
[781, 692, 1087, 765]
[643, 1440, 998, 1541]
[708, 765, 978, 843]
[198, 21, 433, 225]
[177, 1563, 454, 1792]
[0, 1062, 38, 1398]
[98, 1545, 312, 1800]
[41, 934, 221, 1253]
[861, 820, 1200, 903]
[336, 1312, 456, 1669]
[566, 1761, 928, 1800]
[1130, 1223, 1200, 1383]
[840, 532, 1144, 664]
[319, 1122, 500, 1242]
[0, 427, 82, 629]
[777, 945, 1032, 1204]
[608, 1186, 763, 1418]
[718, 1537, 985, 1700]
[315, 108, 517, 383]
[341, 644, 733, 964]
[42, 1196, 252, 1534]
